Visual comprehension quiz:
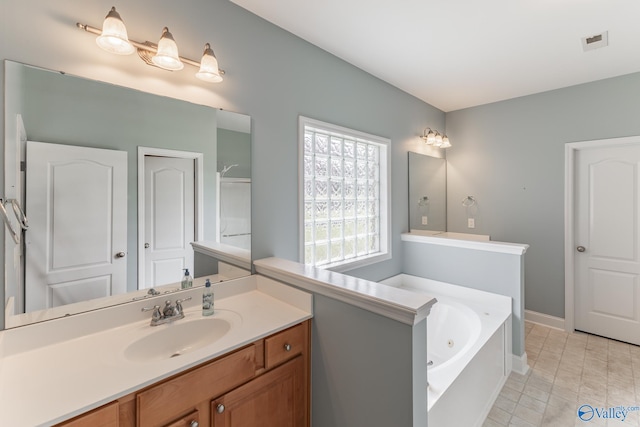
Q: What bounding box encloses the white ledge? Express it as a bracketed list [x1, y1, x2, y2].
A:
[191, 241, 252, 270]
[402, 232, 529, 255]
[254, 257, 437, 325]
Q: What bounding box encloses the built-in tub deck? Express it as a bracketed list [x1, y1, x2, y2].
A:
[381, 273, 512, 427]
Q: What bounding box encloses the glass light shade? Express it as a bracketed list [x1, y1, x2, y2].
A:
[152, 27, 184, 71]
[434, 133, 443, 147]
[196, 43, 223, 83]
[426, 130, 436, 145]
[96, 7, 135, 55]
[441, 135, 452, 148]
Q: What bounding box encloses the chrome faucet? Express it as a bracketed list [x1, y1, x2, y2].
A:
[142, 297, 192, 326]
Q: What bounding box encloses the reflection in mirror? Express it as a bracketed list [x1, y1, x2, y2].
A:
[3, 61, 251, 328]
[408, 152, 446, 233]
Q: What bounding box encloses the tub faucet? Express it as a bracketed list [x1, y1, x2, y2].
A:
[142, 297, 192, 326]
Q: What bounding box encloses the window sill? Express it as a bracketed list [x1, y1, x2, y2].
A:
[319, 252, 391, 273]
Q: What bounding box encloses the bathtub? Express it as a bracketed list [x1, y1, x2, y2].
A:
[380, 274, 512, 427]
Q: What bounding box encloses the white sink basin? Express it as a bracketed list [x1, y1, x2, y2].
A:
[123, 318, 231, 363]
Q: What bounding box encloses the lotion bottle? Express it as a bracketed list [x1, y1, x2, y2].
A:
[202, 278, 214, 316]
[181, 268, 193, 289]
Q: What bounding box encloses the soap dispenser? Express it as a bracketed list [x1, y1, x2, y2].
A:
[181, 268, 193, 289]
[202, 278, 214, 316]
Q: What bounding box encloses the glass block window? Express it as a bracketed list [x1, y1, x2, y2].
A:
[299, 116, 390, 270]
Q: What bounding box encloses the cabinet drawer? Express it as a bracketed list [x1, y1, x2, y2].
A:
[264, 322, 306, 369]
[137, 345, 258, 427]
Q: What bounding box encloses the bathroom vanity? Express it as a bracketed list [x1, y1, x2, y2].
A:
[59, 320, 310, 427]
[0, 275, 312, 427]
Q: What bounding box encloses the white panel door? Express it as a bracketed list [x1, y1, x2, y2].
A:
[144, 156, 195, 287]
[25, 141, 127, 312]
[575, 144, 640, 344]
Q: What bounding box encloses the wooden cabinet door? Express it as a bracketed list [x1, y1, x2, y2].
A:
[212, 356, 305, 427]
[137, 345, 258, 427]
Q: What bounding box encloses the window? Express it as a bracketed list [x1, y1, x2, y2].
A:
[299, 116, 390, 271]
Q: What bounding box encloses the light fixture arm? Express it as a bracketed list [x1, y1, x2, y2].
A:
[76, 22, 225, 75]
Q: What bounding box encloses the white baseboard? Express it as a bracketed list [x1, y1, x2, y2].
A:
[511, 352, 529, 376]
[525, 309, 565, 331]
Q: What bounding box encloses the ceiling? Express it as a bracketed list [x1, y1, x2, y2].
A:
[231, 0, 640, 112]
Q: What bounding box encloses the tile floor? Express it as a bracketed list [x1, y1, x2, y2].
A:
[482, 321, 640, 427]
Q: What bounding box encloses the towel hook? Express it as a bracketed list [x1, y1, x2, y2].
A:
[9, 199, 28, 230]
[461, 196, 477, 207]
[0, 199, 20, 244]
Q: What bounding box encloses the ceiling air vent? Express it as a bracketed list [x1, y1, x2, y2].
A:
[582, 31, 608, 52]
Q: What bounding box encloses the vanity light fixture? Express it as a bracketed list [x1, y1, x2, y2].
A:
[151, 27, 184, 71]
[195, 43, 223, 83]
[77, 6, 225, 82]
[95, 7, 135, 55]
[420, 128, 451, 148]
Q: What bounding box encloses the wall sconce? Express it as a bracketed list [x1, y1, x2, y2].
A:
[77, 6, 224, 83]
[421, 128, 451, 148]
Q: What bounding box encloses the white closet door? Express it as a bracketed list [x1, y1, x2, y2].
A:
[143, 156, 195, 287]
[575, 143, 640, 344]
[25, 141, 127, 312]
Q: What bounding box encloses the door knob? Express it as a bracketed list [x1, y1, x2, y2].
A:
[115, 251, 126, 258]
[576, 246, 586, 252]
[144, 243, 150, 248]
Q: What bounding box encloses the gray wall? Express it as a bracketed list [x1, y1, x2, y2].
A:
[217, 128, 251, 178]
[310, 294, 427, 427]
[445, 72, 640, 318]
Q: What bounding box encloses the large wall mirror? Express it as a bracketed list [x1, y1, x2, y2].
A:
[408, 152, 446, 233]
[3, 61, 251, 328]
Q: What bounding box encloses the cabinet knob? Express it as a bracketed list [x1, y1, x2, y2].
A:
[190, 421, 199, 427]
[115, 251, 126, 258]
[577, 246, 586, 252]
[216, 403, 225, 414]
[284, 343, 292, 352]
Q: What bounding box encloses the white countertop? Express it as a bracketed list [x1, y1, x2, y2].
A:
[254, 257, 437, 325]
[402, 232, 529, 255]
[0, 275, 312, 427]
